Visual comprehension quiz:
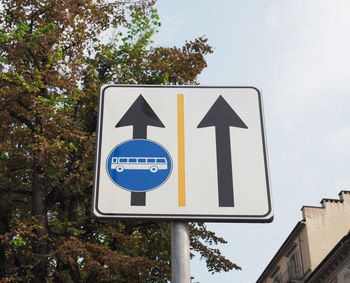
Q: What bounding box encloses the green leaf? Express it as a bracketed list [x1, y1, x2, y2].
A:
[10, 236, 26, 247]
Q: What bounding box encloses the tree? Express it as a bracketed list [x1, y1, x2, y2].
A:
[0, 0, 240, 282]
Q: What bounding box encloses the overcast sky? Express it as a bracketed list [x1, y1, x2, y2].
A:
[153, 1, 350, 282]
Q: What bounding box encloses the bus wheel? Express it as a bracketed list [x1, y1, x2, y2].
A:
[150, 166, 158, 173]
[116, 165, 124, 172]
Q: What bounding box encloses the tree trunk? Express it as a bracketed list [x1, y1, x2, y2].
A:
[32, 156, 48, 283]
[0, 213, 9, 277]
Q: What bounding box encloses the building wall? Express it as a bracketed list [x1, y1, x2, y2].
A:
[299, 226, 311, 276]
[257, 191, 350, 283]
[302, 191, 350, 271]
[259, 225, 309, 282]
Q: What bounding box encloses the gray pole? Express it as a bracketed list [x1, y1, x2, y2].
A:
[171, 222, 190, 283]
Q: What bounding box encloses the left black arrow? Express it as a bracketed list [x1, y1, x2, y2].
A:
[116, 94, 165, 206]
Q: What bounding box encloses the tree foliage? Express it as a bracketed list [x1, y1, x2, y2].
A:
[0, 0, 240, 282]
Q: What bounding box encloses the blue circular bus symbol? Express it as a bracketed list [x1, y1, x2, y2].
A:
[106, 139, 172, 192]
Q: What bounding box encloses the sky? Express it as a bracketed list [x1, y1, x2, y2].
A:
[153, 1, 350, 282]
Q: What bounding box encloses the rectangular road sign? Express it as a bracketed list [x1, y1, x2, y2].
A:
[92, 85, 273, 222]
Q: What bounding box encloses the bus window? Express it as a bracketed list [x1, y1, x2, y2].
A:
[112, 157, 117, 163]
[138, 158, 146, 163]
[129, 158, 137, 163]
[119, 158, 127, 163]
[156, 158, 166, 163]
[147, 158, 155, 163]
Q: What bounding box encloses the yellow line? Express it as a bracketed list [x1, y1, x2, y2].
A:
[177, 94, 186, 207]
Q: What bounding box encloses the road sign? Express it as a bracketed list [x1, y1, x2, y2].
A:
[92, 85, 273, 222]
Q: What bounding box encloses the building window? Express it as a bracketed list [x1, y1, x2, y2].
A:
[287, 250, 302, 280]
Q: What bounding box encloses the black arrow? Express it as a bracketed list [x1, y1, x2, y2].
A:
[116, 94, 165, 206]
[197, 95, 248, 207]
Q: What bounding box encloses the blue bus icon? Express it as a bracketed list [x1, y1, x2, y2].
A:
[106, 139, 172, 192]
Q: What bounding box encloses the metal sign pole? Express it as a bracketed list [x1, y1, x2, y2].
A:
[171, 222, 190, 283]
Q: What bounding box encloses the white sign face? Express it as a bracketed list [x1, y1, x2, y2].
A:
[92, 85, 273, 222]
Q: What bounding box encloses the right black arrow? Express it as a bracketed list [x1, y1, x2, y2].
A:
[197, 95, 248, 207]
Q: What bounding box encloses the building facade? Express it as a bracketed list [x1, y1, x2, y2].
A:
[257, 191, 350, 283]
[305, 232, 350, 283]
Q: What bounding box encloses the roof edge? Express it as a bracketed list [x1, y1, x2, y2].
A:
[256, 221, 305, 282]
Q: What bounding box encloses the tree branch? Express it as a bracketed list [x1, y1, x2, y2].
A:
[7, 109, 35, 132]
[46, 175, 74, 208]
